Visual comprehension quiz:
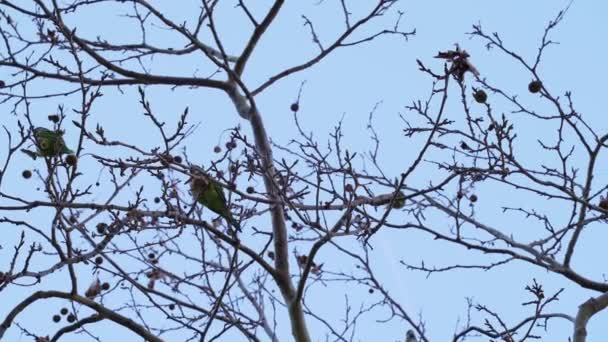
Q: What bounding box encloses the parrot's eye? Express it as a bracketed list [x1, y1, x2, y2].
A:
[39, 141, 49, 149]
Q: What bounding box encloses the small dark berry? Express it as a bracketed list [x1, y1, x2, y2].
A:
[368, 288, 374, 294]
[456, 191, 464, 199]
[65, 154, 77, 166]
[52, 314, 61, 323]
[95, 182, 100, 186]
[96, 223, 107, 234]
[267, 251, 275, 259]
[345, 184, 354, 192]
[60, 308, 69, 315]
[213, 146, 221, 153]
[151, 258, 158, 264]
[95, 256, 103, 265]
[22, 170, 32, 179]
[148, 253, 155, 259]
[173, 155, 182, 163]
[246, 186, 255, 194]
[153, 197, 160, 204]
[470, 194, 478, 202]
[472, 174, 483, 182]
[67, 314, 76, 323]
[473, 90, 487, 104]
[159, 154, 173, 167]
[290, 103, 300, 112]
[48, 114, 60, 123]
[168, 304, 176, 310]
[0, 80, 5, 88]
[488, 123, 495, 131]
[528, 80, 542, 94]
[101, 282, 110, 291]
[599, 199, 608, 210]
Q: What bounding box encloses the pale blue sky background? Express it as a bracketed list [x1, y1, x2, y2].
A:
[1, 0, 608, 341]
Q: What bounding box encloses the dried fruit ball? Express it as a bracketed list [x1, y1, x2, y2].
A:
[345, 184, 354, 192]
[22, 170, 32, 179]
[473, 90, 487, 103]
[52, 314, 61, 323]
[173, 155, 182, 163]
[168, 304, 176, 311]
[213, 146, 221, 153]
[67, 314, 76, 323]
[368, 288, 374, 294]
[65, 154, 77, 166]
[95, 256, 103, 265]
[148, 253, 155, 259]
[290, 103, 300, 112]
[470, 194, 478, 202]
[96, 223, 107, 234]
[599, 199, 608, 210]
[48, 114, 60, 123]
[159, 154, 173, 167]
[60, 308, 69, 315]
[246, 186, 254, 194]
[154, 197, 160, 204]
[0, 80, 5, 88]
[267, 251, 275, 259]
[528, 80, 542, 93]
[101, 282, 110, 291]
[456, 191, 464, 199]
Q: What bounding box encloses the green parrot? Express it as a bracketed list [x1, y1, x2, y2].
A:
[189, 165, 240, 231]
[33, 127, 74, 157]
[388, 191, 406, 209]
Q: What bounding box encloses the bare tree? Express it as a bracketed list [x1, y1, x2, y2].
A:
[0, 1, 602, 341]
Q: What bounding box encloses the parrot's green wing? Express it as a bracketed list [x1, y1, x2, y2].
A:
[388, 191, 405, 209]
[204, 180, 240, 230]
[190, 169, 240, 231]
[34, 127, 73, 157]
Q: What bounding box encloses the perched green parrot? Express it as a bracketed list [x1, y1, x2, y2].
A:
[189, 165, 240, 231]
[388, 191, 406, 209]
[33, 127, 73, 157]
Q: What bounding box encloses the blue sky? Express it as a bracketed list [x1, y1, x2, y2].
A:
[1, 0, 607, 341]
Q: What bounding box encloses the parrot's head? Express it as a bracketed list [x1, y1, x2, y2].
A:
[188, 165, 209, 188]
[33, 127, 48, 137]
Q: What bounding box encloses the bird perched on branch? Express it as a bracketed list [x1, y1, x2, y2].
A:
[389, 191, 406, 209]
[24, 127, 74, 158]
[435, 44, 480, 82]
[189, 165, 240, 231]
